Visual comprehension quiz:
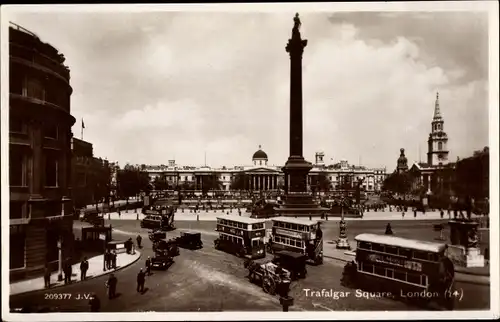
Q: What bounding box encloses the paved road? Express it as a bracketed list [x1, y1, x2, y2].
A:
[10, 220, 489, 312]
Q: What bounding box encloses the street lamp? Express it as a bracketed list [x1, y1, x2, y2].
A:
[336, 197, 351, 249]
[57, 239, 63, 281]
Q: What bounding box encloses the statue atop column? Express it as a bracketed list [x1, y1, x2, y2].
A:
[286, 13, 307, 55]
[293, 13, 301, 32]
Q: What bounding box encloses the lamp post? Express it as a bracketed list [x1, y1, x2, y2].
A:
[57, 239, 63, 281]
[337, 198, 351, 249]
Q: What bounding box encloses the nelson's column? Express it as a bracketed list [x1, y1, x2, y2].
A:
[278, 13, 329, 217]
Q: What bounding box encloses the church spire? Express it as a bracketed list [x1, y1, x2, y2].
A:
[433, 92, 442, 120]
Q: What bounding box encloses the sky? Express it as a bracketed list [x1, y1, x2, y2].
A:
[6, 6, 491, 170]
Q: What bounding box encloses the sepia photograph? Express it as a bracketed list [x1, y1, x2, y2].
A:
[1, 2, 498, 321]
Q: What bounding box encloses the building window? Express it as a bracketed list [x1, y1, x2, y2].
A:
[10, 201, 24, 219]
[10, 149, 27, 187]
[44, 124, 58, 139]
[9, 117, 27, 133]
[10, 231, 26, 269]
[438, 142, 443, 150]
[10, 71, 24, 94]
[45, 153, 59, 187]
[24, 77, 45, 101]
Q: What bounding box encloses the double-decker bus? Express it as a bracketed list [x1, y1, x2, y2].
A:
[343, 233, 455, 309]
[269, 217, 323, 265]
[214, 215, 266, 259]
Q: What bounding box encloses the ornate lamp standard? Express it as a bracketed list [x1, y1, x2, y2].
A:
[336, 196, 351, 249]
[336, 173, 353, 249]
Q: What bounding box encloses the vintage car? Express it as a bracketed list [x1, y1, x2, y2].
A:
[272, 250, 308, 280]
[174, 231, 203, 250]
[81, 210, 101, 223]
[148, 230, 179, 256]
[151, 248, 174, 270]
[152, 239, 180, 256]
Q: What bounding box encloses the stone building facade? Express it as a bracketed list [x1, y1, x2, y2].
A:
[9, 23, 75, 281]
[144, 146, 387, 193]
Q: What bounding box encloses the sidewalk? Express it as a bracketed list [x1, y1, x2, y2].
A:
[90, 208, 251, 221]
[95, 209, 485, 222]
[10, 251, 142, 296]
[322, 241, 490, 285]
[84, 197, 141, 211]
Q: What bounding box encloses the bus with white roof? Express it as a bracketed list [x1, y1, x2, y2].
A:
[214, 215, 266, 259]
[342, 233, 455, 309]
[269, 217, 324, 265]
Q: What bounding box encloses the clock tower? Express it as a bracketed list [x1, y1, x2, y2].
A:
[427, 92, 449, 166]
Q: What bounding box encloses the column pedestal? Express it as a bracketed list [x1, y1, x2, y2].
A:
[446, 220, 485, 268]
[278, 157, 329, 216]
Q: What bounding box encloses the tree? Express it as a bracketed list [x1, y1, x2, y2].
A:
[314, 172, 331, 193]
[86, 158, 112, 209]
[230, 173, 247, 191]
[153, 175, 169, 191]
[201, 174, 223, 195]
[382, 172, 413, 197]
[454, 147, 489, 200]
[117, 164, 151, 204]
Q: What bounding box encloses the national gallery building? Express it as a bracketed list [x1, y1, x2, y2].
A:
[144, 147, 387, 193]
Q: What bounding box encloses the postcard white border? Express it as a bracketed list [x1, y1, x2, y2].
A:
[1, 1, 499, 321]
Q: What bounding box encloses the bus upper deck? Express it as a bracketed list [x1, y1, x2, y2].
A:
[215, 215, 266, 258]
[270, 217, 324, 265]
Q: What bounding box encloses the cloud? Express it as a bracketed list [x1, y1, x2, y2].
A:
[7, 10, 489, 169]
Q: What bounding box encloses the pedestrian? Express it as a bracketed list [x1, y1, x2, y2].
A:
[385, 223, 393, 235]
[126, 238, 133, 254]
[64, 259, 72, 285]
[106, 273, 118, 299]
[80, 257, 89, 281]
[413, 208, 417, 217]
[89, 293, 101, 312]
[105, 251, 111, 270]
[112, 251, 117, 269]
[118, 207, 121, 218]
[136, 234, 142, 248]
[44, 263, 51, 288]
[145, 256, 151, 275]
[137, 268, 146, 293]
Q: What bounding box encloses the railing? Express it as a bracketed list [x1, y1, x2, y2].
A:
[10, 93, 69, 113]
[9, 22, 39, 38]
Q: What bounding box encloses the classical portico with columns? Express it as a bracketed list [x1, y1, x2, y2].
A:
[242, 145, 282, 191]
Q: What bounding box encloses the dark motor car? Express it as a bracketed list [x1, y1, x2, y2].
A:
[175, 232, 203, 250]
[272, 250, 308, 280]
